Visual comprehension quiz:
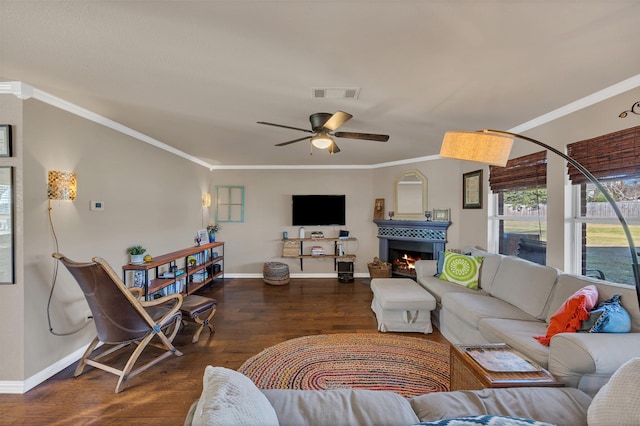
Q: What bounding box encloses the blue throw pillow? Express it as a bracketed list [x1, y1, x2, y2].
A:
[580, 293, 631, 333]
[413, 415, 553, 425]
[434, 251, 445, 277]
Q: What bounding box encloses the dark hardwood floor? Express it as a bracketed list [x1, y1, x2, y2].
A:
[0, 277, 450, 425]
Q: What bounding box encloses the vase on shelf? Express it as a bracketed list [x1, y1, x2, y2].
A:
[209, 232, 216, 243]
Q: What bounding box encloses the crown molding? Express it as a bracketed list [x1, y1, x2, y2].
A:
[4, 75, 640, 171]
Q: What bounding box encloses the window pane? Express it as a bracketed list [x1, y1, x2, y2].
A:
[497, 188, 547, 265]
[578, 180, 640, 285]
[584, 223, 640, 285]
[582, 180, 640, 219]
[499, 220, 547, 264]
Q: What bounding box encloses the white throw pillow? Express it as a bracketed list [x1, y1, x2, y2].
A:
[192, 366, 279, 426]
[587, 357, 640, 425]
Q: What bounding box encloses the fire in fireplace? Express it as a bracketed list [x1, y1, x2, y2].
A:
[389, 247, 433, 278]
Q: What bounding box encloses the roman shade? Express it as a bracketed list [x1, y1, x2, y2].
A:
[489, 151, 547, 193]
[567, 125, 640, 184]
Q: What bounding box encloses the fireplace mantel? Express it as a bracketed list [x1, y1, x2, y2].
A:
[373, 220, 451, 263]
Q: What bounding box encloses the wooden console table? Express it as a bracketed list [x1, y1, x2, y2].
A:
[450, 343, 563, 390]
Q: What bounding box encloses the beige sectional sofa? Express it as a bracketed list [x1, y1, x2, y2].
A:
[415, 249, 640, 396]
[186, 359, 640, 425]
[185, 365, 593, 425]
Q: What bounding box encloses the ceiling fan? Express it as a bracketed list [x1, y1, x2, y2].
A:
[257, 111, 389, 154]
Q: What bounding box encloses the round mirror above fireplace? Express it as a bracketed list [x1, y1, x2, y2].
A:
[395, 169, 427, 219]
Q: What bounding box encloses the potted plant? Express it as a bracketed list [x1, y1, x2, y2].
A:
[127, 245, 147, 264]
[207, 223, 221, 243]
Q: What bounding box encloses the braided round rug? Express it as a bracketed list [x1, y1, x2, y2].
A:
[237, 333, 450, 397]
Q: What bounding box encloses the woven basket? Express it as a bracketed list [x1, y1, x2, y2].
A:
[263, 262, 290, 286]
[282, 241, 300, 257]
[367, 258, 392, 278]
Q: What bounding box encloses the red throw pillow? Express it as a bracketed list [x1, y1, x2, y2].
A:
[534, 285, 599, 346]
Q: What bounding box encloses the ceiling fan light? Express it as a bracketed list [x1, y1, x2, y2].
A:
[311, 131, 333, 149]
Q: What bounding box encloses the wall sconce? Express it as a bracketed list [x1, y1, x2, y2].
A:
[619, 101, 640, 118]
[48, 171, 77, 201]
[202, 193, 211, 207]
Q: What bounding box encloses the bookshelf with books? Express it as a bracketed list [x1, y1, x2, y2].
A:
[122, 241, 224, 300]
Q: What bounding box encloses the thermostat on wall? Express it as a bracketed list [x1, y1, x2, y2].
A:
[90, 201, 105, 211]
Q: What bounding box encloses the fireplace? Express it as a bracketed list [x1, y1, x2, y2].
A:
[388, 240, 434, 278]
[374, 220, 451, 279]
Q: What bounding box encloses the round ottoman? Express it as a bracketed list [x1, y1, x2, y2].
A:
[263, 262, 290, 286]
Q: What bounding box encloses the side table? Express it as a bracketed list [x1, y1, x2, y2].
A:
[450, 343, 563, 391]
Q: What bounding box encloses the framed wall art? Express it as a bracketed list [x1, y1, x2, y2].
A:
[463, 169, 483, 209]
[216, 185, 245, 222]
[0, 167, 14, 283]
[0, 125, 12, 157]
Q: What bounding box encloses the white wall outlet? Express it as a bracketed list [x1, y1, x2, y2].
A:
[90, 201, 104, 211]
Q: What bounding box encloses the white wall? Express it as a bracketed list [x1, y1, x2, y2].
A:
[20, 98, 210, 381]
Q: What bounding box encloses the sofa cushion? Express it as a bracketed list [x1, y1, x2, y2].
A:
[489, 256, 557, 320]
[442, 292, 539, 330]
[418, 275, 488, 305]
[478, 318, 550, 368]
[410, 387, 591, 425]
[439, 252, 484, 289]
[192, 366, 279, 426]
[465, 249, 504, 292]
[262, 388, 419, 426]
[533, 285, 598, 346]
[588, 357, 640, 425]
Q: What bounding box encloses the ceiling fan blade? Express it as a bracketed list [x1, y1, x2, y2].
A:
[322, 111, 353, 131]
[275, 135, 312, 146]
[257, 121, 314, 134]
[334, 131, 389, 142]
[329, 141, 341, 154]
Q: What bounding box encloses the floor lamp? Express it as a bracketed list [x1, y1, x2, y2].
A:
[440, 129, 640, 307]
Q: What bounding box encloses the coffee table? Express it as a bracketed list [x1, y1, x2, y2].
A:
[450, 343, 563, 391]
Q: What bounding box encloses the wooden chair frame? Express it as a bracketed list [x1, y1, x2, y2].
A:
[53, 253, 184, 393]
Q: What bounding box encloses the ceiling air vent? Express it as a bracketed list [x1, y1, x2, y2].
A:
[312, 87, 360, 100]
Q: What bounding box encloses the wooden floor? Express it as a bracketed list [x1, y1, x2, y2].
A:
[0, 277, 450, 425]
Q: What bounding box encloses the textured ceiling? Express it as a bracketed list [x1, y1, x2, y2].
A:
[1, 1, 640, 167]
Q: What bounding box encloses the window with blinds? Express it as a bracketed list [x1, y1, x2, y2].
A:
[567, 125, 640, 285]
[489, 151, 547, 264]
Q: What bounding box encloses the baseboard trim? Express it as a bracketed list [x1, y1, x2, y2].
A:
[225, 273, 370, 279]
[0, 342, 95, 394]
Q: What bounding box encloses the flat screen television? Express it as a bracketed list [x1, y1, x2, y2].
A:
[292, 195, 346, 226]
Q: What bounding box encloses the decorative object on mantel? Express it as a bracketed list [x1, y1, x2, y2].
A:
[424, 210, 431, 221]
[432, 208, 451, 222]
[127, 245, 147, 264]
[0, 124, 12, 157]
[619, 101, 640, 118]
[373, 198, 385, 220]
[388, 210, 395, 220]
[463, 169, 483, 209]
